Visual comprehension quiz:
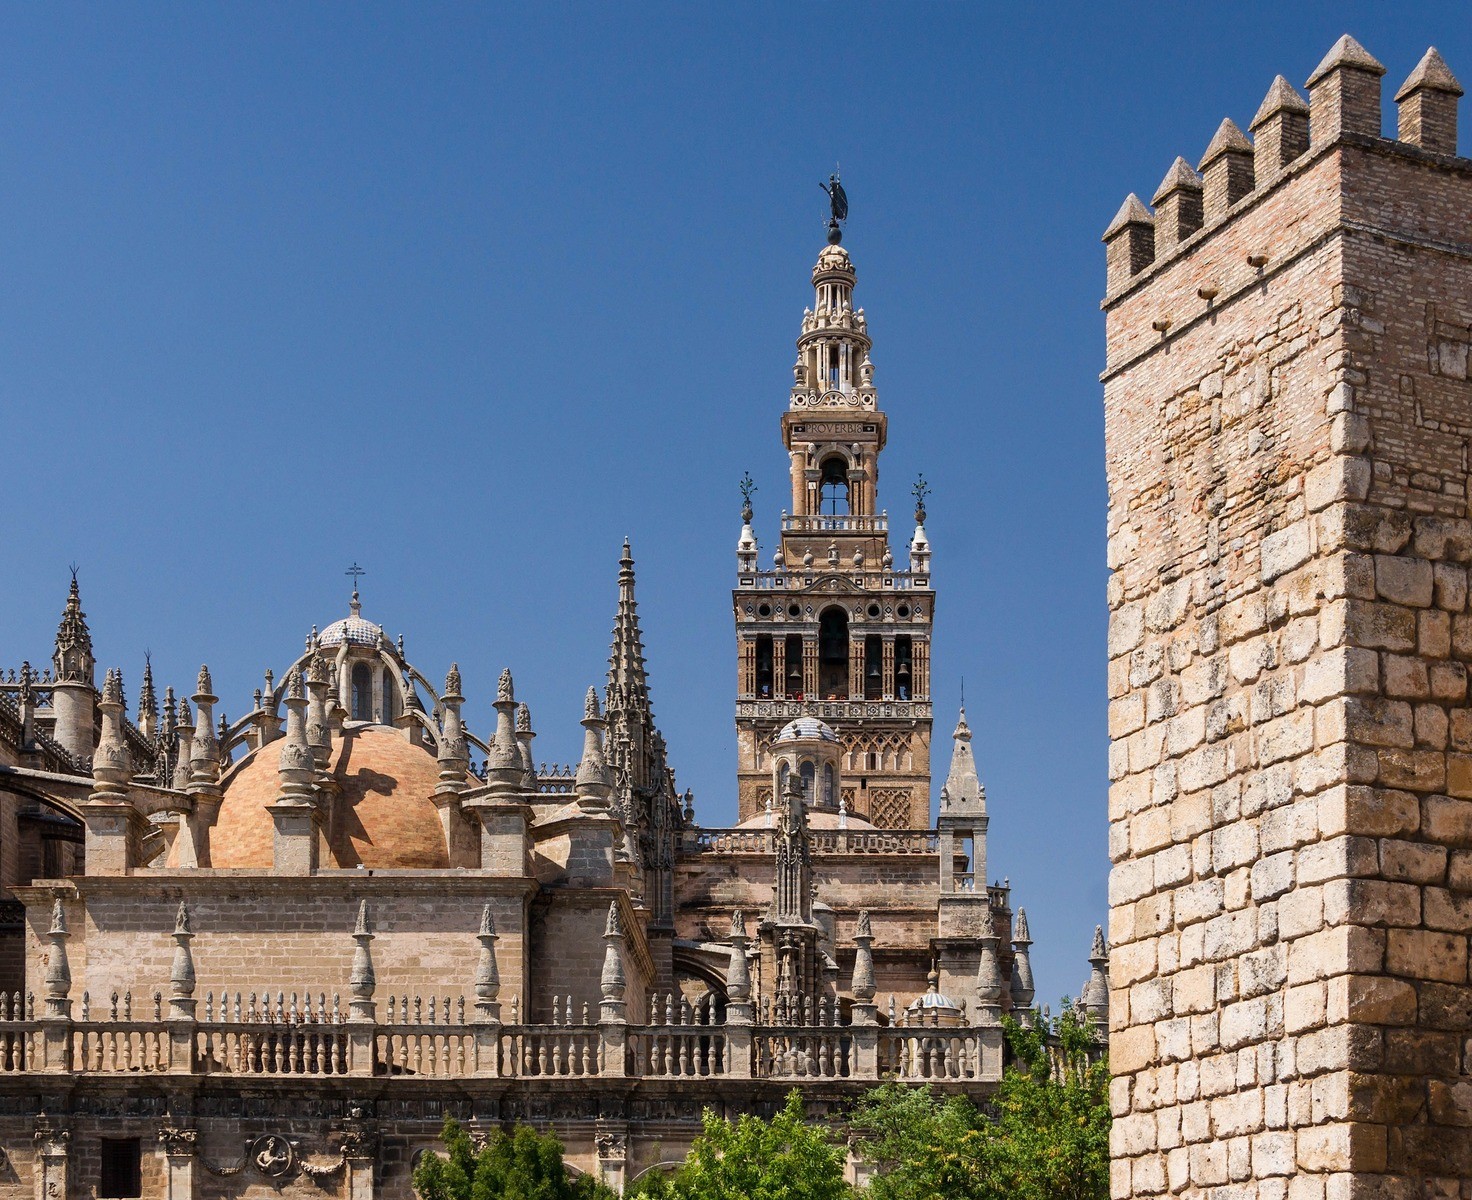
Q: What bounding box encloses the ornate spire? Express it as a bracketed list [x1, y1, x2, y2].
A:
[600, 901, 627, 1020]
[42, 897, 71, 1019]
[437, 664, 468, 781]
[172, 699, 194, 791]
[851, 909, 876, 1002]
[941, 705, 984, 812]
[53, 571, 95, 684]
[349, 901, 376, 1021]
[92, 669, 132, 795]
[575, 686, 613, 810]
[168, 901, 196, 1020]
[726, 911, 751, 1003]
[606, 539, 651, 719]
[305, 654, 330, 769]
[137, 656, 158, 739]
[1010, 907, 1036, 1018]
[472, 905, 501, 1022]
[773, 773, 813, 923]
[189, 667, 220, 789]
[1081, 924, 1109, 1033]
[514, 702, 537, 790]
[484, 669, 521, 789]
[975, 914, 1003, 1025]
[277, 668, 315, 789]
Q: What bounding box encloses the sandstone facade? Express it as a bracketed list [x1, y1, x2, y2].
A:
[1105, 35, 1472, 1200]
[0, 220, 1074, 1198]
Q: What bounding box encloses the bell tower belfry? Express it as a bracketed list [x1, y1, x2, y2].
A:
[733, 207, 935, 829]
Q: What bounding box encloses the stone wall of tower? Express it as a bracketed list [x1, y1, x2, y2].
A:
[1105, 41, 1472, 1198]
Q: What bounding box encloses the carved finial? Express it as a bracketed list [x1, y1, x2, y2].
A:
[174, 901, 191, 937]
[730, 910, 747, 940]
[196, 665, 213, 698]
[286, 667, 304, 702]
[444, 664, 462, 699]
[600, 901, 627, 1009]
[584, 686, 600, 721]
[856, 909, 872, 939]
[1090, 923, 1107, 962]
[515, 702, 531, 734]
[49, 897, 67, 938]
[349, 901, 376, 1018]
[497, 668, 514, 704]
[473, 904, 501, 1019]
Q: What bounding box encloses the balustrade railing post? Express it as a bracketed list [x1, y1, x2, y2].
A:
[724, 912, 753, 1079]
[347, 901, 377, 1077]
[598, 903, 628, 1078]
[40, 898, 74, 1075]
[167, 902, 198, 1075]
[471, 905, 502, 1078]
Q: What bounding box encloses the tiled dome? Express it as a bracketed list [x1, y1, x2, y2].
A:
[318, 615, 385, 648]
[208, 725, 454, 869]
[774, 717, 839, 744]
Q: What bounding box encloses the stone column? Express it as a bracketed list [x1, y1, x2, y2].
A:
[595, 1129, 628, 1195]
[33, 1119, 68, 1200]
[158, 1127, 198, 1200]
[341, 1113, 378, 1200]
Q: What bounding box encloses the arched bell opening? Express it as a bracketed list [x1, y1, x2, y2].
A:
[818, 607, 849, 700]
[819, 456, 851, 515]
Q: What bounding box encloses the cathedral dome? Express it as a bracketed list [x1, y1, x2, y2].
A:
[209, 725, 453, 869]
[773, 717, 838, 744]
[318, 614, 384, 649]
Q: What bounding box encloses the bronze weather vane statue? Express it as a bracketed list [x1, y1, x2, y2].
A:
[821, 171, 848, 244]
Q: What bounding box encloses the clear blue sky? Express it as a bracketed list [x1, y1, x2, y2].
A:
[4, 3, 1468, 1006]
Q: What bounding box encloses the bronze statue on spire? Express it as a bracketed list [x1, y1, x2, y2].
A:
[820, 172, 848, 244]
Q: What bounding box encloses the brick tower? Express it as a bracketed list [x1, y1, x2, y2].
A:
[1104, 35, 1472, 1197]
[733, 209, 935, 830]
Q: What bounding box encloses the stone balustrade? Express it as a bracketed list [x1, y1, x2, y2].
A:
[0, 986, 1003, 1084]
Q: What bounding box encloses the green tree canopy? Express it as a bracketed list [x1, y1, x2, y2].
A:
[413, 1116, 616, 1200]
[635, 1090, 851, 1200]
[847, 1007, 1110, 1200]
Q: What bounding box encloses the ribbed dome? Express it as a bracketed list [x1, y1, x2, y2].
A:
[908, 973, 961, 1013]
[209, 725, 453, 869]
[774, 717, 839, 744]
[318, 615, 384, 648]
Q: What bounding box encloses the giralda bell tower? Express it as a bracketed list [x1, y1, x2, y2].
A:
[733, 194, 935, 829]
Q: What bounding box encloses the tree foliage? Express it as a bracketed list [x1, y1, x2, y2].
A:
[847, 1006, 1110, 1200]
[413, 1116, 616, 1200]
[414, 1013, 1109, 1200]
[634, 1090, 851, 1200]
